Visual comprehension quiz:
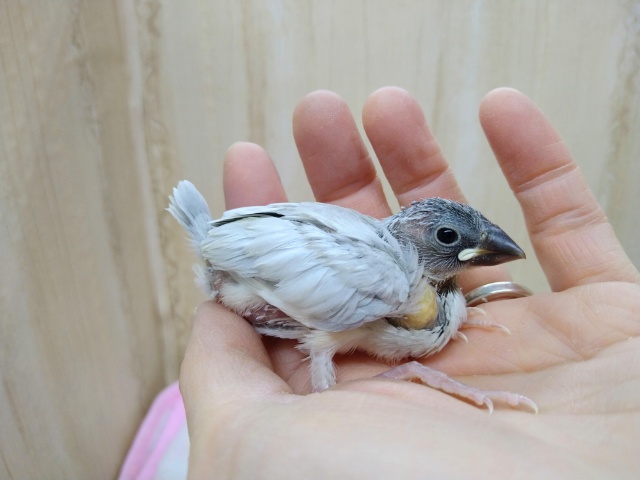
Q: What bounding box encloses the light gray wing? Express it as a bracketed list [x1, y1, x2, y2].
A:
[214, 202, 388, 245]
[201, 203, 423, 332]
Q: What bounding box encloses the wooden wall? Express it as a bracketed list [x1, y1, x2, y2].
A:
[1, 1, 638, 477]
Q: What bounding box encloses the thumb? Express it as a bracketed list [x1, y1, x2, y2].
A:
[179, 301, 292, 424]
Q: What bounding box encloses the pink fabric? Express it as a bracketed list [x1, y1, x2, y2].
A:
[119, 382, 188, 480]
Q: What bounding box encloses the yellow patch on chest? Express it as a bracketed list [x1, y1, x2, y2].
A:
[398, 287, 438, 330]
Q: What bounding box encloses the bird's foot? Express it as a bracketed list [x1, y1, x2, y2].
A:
[453, 331, 468, 342]
[376, 361, 538, 414]
[463, 307, 511, 335]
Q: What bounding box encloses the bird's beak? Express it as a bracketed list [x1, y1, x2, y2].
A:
[457, 224, 526, 266]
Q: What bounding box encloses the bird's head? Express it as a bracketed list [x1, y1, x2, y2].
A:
[385, 198, 525, 280]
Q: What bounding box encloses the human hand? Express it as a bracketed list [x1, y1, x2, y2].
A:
[180, 87, 640, 479]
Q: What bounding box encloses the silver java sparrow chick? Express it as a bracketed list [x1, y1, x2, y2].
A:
[169, 180, 537, 413]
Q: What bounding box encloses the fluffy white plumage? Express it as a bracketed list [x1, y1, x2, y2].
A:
[169, 179, 469, 388]
[169, 180, 536, 411]
[207, 206, 429, 331]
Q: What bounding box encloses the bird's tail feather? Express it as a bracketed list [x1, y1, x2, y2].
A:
[167, 180, 212, 249]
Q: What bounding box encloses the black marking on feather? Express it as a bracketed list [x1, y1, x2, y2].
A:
[432, 277, 459, 295]
[291, 218, 336, 234]
[433, 277, 460, 337]
[213, 212, 284, 226]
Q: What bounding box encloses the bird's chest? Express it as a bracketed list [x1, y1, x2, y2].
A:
[388, 277, 466, 335]
[412, 289, 466, 355]
[352, 289, 467, 360]
[394, 286, 439, 330]
[435, 289, 467, 340]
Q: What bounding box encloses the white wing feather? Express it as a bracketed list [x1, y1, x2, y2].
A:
[202, 203, 425, 332]
[167, 180, 212, 248]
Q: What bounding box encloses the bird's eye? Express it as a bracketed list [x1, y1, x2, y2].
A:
[436, 227, 459, 245]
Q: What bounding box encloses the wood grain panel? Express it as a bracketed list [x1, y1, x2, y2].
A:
[1, 1, 638, 477]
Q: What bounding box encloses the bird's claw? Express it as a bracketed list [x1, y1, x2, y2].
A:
[453, 331, 469, 343]
[376, 361, 538, 413]
[463, 307, 512, 335]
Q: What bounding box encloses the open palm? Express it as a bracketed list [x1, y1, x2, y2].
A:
[180, 88, 640, 479]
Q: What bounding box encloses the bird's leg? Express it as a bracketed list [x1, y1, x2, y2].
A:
[462, 307, 511, 335]
[309, 349, 337, 392]
[376, 361, 538, 413]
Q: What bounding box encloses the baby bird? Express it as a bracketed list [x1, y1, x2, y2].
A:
[169, 180, 536, 412]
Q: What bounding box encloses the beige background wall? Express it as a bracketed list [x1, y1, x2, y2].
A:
[1, 1, 639, 478]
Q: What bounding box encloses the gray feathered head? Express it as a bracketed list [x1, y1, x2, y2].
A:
[384, 198, 525, 279]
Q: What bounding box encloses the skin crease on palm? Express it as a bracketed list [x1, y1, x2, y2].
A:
[179, 87, 640, 479]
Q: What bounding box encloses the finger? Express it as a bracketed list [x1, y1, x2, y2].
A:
[480, 88, 640, 290]
[293, 90, 391, 218]
[362, 86, 510, 291]
[362, 87, 465, 206]
[223, 141, 288, 209]
[180, 302, 291, 424]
